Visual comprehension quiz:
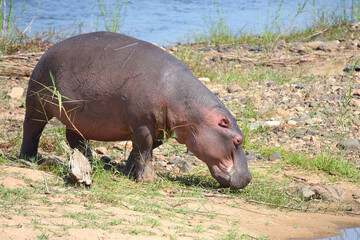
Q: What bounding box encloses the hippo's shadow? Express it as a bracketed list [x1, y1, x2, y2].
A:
[160, 172, 220, 189]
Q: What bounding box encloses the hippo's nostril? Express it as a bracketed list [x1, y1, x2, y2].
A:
[233, 136, 243, 146]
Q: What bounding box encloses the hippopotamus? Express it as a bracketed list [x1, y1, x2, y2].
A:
[20, 31, 251, 189]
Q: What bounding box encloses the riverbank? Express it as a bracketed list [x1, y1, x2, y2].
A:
[1, 23, 360, 239]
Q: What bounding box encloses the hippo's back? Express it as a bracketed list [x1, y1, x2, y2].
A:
[31, 32, 188, 101]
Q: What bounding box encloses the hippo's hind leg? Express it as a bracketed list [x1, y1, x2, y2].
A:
[125, 125, 156, 182]
[20, 100, 52, 159]
[65, 128, 93, 158]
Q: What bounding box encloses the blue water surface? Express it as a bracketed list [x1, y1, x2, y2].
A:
[9, 0, 356, 45]
[317, 227, 360, 240]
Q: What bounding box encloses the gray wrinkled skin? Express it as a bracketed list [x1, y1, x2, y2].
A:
[20, 32, 251, 189]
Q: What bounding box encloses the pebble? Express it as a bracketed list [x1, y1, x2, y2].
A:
[264, 121, 281, 127]
[318, 40, 340, 51]
[179, 161, 191, 173]
[337, 138, 360, 151]
[198, 77, 210, 83]
[298, 187, 315, 200]
[169, 157, 182, 165]
[7, 87, 24, 99]
[95, 147, 107, 155]
[287, 120, 297, 127]
[305, 41, 323, 50]
[310, 185, 345, 202]
[350, 98, 360, 107]
[353, 118, 360, 126]
[268, 151, 282, 161]
[344, 64, 360, 72]
[226, 84, 242, 93]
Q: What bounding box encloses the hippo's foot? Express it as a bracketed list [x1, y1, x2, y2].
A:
[124, 155, 156, 182]
[135, 163, 156, 182]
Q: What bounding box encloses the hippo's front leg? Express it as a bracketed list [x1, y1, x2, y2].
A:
[125, 125, 156, 182]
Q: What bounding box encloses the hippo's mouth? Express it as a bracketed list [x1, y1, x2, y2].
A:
[208, 149, 251, 189]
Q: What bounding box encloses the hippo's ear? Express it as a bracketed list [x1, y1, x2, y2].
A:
[218, 118, 229, 128]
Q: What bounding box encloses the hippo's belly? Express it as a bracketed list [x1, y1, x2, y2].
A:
[57, 98, 150, 141]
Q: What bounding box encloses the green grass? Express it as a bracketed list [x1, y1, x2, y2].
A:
[246, 143, 360, 183]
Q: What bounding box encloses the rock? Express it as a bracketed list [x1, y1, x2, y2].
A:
[305, 41, 324, 50]
[352, 193, 359, 199]
[337, 138, 360, 151]
[217, 46, 228, 53]
[296, 106, 305, 112]
[69, 148, 92, 186]
[199, 47, 215, 52]
[353, 118, 360, 126]
[245, 151, 266, 162]
[275, 40, 286, 48]
[100, 156, 115, 170]
[226, 84, 242, 93]
[179, 161, 191, 173]
[42, 155, 66, 166]
[318, 40, 339, 51]
[343, 64, 360, 72]
[268, 151, 282, 161]
[245, 151, 255, 162]
[265, 80, 276, 87]
[350, 98, 360, 107]
[169, 157, 182, 165]
[353, 89, 360, 96]
[310, 185, 345, 202]
[306, 129, 316, 135]
[248, 122, 261, 130]
[169, 46, 177, 51]
[287, 120, 297, 127]
[298, 187, 315, 200]
[212, 56, 221, 62]
[295, 84, 306, 89]
[7, 87, 24, 99]
[95, 146, 107, 155]
[264, 121, 281, 127]
[198, 77, 210, 83]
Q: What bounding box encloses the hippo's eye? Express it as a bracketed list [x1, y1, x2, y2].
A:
[218, 118, 229, 128]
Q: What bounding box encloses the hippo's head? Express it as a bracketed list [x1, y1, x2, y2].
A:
[176, 107, 251, 189]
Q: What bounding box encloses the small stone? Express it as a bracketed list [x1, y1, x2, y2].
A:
[305, 41, 324, 50]
[226, 84, 242, 93]
[169, 46, 177, 51]
[353, 89, 360, 96]
[217, 46, 228, 53]
[264, 121, 281, 127]
[353, 118, 360, 126]
[318, 40, 339, 51]
[350, 99, 360, 107]
[100, 155, 111, 164]
[179, 161, 191, 173]
[95, 146, 107, 155]
[338, 138, 360, 151]
[310, 185, 344, 202]
[296, 106, 305, 112]
[7, 87, 24, 99]
[295, 84, 306, 89]
[343, 64, 360, 72]
[198, 77, 210, 83]
[265, 80, 276, 87]
[169, 157, 182, 165]
[288, 120, 297, 127]
[248, 122, 261, 130]
[268, 151, 282, 161]
[306, 129, 316, 135]
[298, 187, 315, 200]
[352, 193, 359, 199]
[212, 56, 221, 62]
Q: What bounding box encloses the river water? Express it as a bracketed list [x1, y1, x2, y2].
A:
[10, 0, 356, 45]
